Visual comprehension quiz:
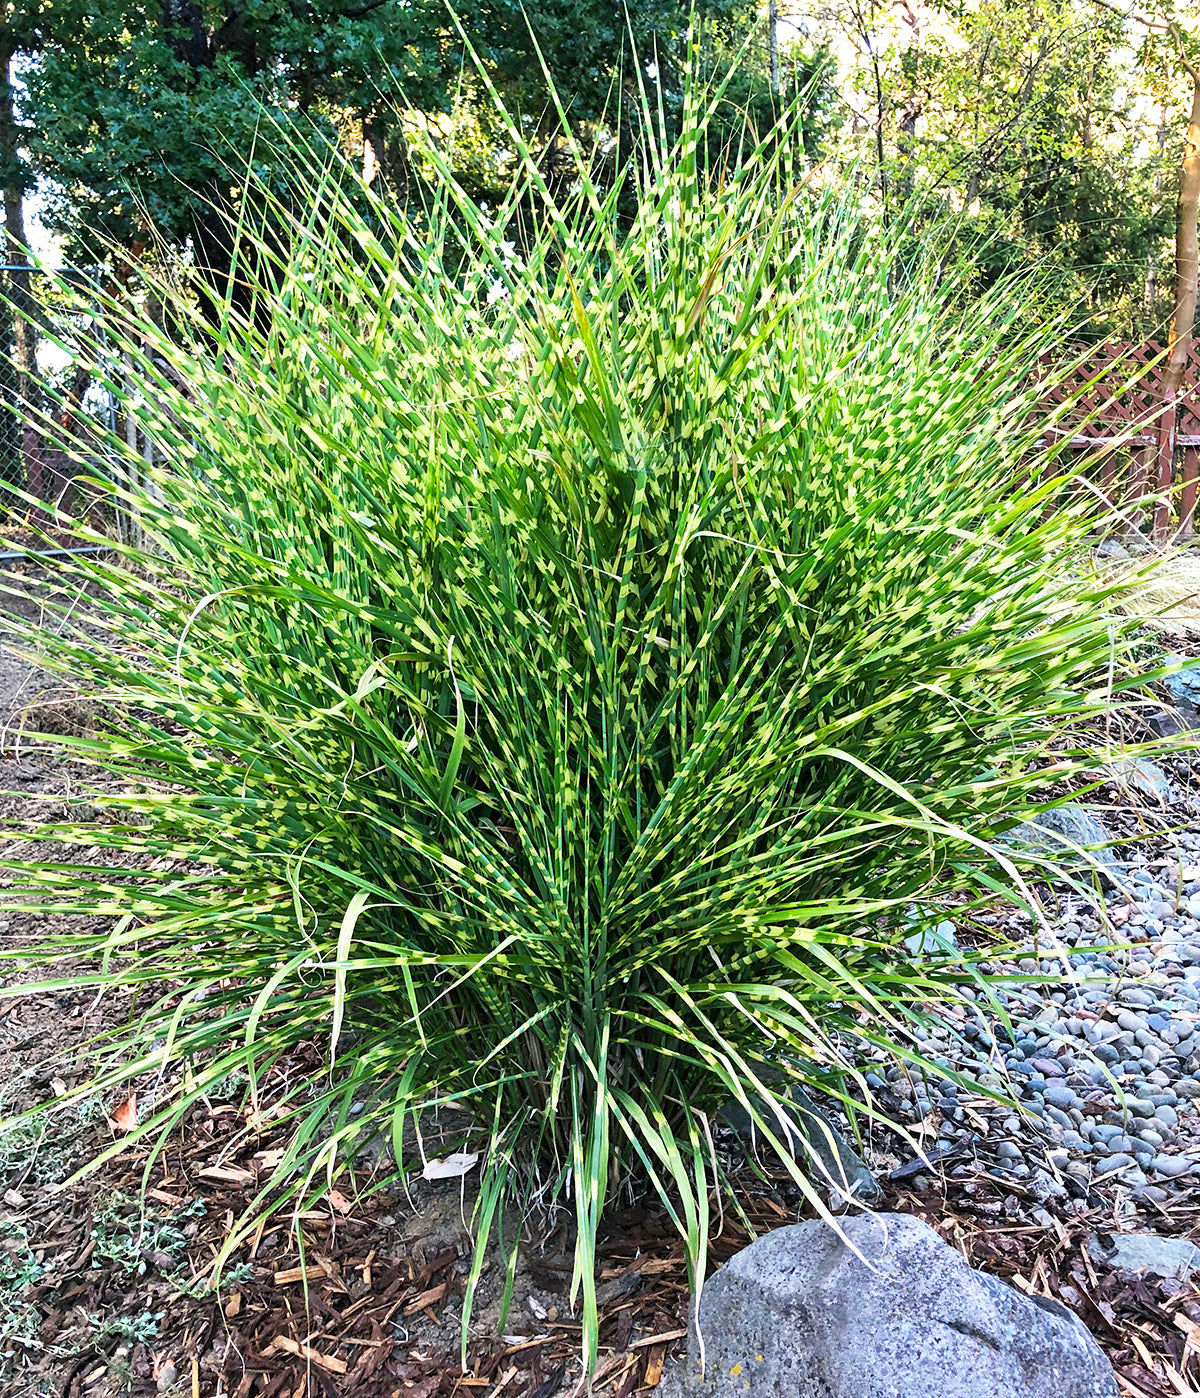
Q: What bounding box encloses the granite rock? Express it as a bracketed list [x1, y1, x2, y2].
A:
[1086, 1231, 1200, 1280]
[669, 1214, 1117, 1398]
[1005, 805, 1117, 875]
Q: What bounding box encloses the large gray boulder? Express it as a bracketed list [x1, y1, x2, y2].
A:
[1004, 803, 1118, 877]
[672, 1214, 1116, 1398]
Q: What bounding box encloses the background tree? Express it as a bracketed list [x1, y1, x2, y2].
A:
[22, 0, 781, 267]
[815, 0, 1178, 336]
[0, 0, 48, 369]
[14, 0, 1191, 370]
[26, 0, 465, 266]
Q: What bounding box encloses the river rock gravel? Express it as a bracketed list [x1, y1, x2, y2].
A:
[844, 761, 1200, 1211]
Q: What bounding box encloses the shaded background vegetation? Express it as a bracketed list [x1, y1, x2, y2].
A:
[0, 0, 1195, 342]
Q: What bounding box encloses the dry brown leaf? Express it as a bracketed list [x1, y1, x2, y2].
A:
[108, 1093, 137, 1133]
[326, 1188, 353, 1214]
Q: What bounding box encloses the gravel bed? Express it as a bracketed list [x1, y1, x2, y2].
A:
[858, 846, 1200, 1208]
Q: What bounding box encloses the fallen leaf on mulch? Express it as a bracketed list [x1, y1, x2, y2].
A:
[108, 1093, 137, 1132]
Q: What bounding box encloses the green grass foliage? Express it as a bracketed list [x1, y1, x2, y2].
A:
[0, 74, 1146, 1356]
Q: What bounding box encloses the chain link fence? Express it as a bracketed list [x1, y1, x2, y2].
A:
[0, 263, 137, 541]
[0, 267, 28, 492]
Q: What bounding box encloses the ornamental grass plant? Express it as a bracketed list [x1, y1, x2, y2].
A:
[0, 68, 1153, 1357]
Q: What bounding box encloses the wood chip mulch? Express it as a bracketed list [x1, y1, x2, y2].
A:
[4, 1009, 1200, 1398]
[7, 1136, 1200, 1398]
[4, 997, 1200, 1398]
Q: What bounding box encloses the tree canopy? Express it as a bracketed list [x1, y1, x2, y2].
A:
[4, 0, 1200, 340]
[819, 0, 1186, 336]
[19, 0, 783, 263]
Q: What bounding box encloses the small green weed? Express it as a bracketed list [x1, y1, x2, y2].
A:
[0, 1220, 46, 1358]
[90, 1191, 206, 1278]
[174, 1259, 254, 1299]
[0, 1098, 105, 1187]
[202, 1069, 249, 1105]
[85, 1310, 163, 1346]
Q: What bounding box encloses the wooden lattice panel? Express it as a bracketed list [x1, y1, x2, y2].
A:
[1035, 339, 1200, 539]
[1039, 340, 1200, 437]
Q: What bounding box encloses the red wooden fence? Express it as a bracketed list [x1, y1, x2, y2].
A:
[1040, 340, 1200, 542]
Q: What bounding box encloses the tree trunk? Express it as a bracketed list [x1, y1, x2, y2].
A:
[362, 117, 378, 186]
[768, 0, 780, 97]
[873, 53, 886, 213]
[0, 37, 36, 499]
[0, 44, 33, 379]
[1146, 104, 1168, 319]
[1155, 68, 1200, 540]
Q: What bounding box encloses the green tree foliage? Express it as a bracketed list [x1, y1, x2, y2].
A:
[825, 0, 1180, 336]
[27, 0, 472, 259]
[23, 0, 788, 264]
[919, 0, 1172, 330]
[10, 0, 1199, 336]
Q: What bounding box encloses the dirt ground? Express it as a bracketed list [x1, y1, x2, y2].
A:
[3, 558, 1200, 1398]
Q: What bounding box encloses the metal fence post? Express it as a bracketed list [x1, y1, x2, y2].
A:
[1182, 443, 1198, 538]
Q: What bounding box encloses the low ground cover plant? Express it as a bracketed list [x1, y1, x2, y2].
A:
[0, 1219, 47, 1358]
[0, 70, 1153, 1356]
